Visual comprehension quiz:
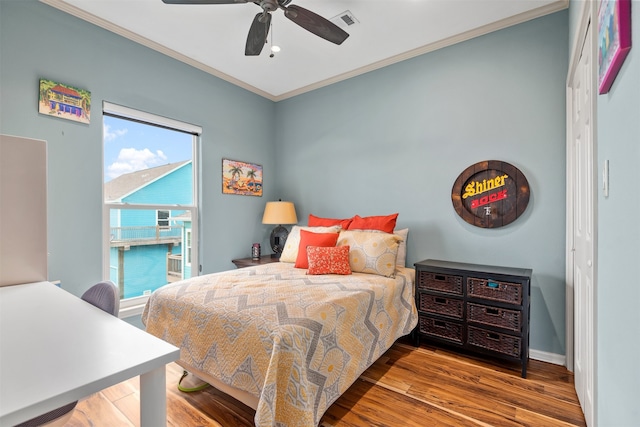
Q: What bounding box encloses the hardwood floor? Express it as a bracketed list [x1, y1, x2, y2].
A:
[66, 340, 586, 427]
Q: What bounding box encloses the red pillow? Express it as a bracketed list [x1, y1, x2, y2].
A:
[308, 214, 353, 230]
[307, 245, 352, 275]
[347, 213, 399, 233]
[294, 229, 339, 269]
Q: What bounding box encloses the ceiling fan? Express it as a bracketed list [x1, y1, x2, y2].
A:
[161, 0, 349, 56]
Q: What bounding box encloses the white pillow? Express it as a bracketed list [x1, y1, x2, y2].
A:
[279, 225, 342, 263]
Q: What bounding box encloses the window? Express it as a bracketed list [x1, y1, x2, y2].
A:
[157, 210, 170, 227]
[102, 102, 200, 312]
[185, 229, 192, 267]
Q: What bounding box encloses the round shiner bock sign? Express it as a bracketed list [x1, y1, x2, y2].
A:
[451, 160, 530, 228]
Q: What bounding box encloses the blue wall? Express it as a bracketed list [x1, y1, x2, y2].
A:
[0, 0, 592, 362]
[110, 163, 193, 297]
[0, 0, 569, 356]
[122, 162, 193, 205]
[586, 0, 640, 424]
[0, 0, 276, 298]
[110, 244, 175, 299]
[275, 11, 569, 357]
[0, 0, 568, 356]
[116, 162, 191, 228]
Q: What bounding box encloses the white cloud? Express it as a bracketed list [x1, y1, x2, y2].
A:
[107, 147, 169, 179]
[103, 124, 128, 142]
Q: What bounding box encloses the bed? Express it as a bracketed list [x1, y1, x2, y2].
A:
[142, 225, 418, 427]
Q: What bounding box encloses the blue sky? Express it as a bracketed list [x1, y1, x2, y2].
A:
[103, 115, 192, 182]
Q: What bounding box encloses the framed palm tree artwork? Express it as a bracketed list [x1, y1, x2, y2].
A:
[222, 158, 263, 196]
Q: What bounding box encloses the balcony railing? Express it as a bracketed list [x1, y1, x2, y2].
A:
[110, 225, 183, 247]
[167, 253, 182, 283]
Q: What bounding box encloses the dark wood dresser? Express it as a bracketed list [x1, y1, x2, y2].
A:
[413, 259, 532, 378]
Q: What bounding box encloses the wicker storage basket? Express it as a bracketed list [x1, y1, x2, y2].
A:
[419, 294, 463, 319]
[467, 303, 521, 331]
[419, 316, 463, 344]
[467, 277, 522, 304]
[418, 272, 463, 295]
[467, 326, 521, 357]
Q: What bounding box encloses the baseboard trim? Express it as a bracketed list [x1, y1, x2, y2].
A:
[530, 349, 566, 366]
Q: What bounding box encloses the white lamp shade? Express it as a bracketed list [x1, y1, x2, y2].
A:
[262, 201, 297, 225]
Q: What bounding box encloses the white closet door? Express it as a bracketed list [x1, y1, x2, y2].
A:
[569, 22, 595, 427]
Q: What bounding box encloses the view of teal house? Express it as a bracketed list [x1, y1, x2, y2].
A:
[105, 160, 193, 299]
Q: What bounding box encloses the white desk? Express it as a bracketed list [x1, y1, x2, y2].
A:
[0, 282, 180, 426]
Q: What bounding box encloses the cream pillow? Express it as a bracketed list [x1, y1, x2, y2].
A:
[337, 230, 402, 278]
[279, 225, 342, 262]
[394, 228, 409, 267]
[359, 228, 409, 266]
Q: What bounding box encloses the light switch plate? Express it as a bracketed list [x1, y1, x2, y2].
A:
[603, 160, 609, 197]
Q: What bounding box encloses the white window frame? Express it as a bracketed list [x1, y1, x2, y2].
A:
[185, 228, 192, 267]
[102, 101, 201, 318]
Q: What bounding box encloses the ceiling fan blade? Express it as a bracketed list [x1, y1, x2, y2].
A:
[283, 5, 348, 45]
[245, 12, 271, 56]
[161, 0, 248, 4]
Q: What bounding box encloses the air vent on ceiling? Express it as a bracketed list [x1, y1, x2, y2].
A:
[330, 10, 359, 30]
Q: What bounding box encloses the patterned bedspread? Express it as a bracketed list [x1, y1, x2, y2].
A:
[142, 262, 417, 427]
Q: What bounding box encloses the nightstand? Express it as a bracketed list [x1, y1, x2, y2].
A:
[232, 255, 281, 269]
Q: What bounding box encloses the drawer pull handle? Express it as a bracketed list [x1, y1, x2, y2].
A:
[434, 297, 447, 304]
[434, 320, 447, 328]
[486, 332, 500, 340]
[434, 274, 446, 281]
[485, 307, 501, 316]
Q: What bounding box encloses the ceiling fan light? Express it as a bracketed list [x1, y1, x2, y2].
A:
[270, 45, 281, 53]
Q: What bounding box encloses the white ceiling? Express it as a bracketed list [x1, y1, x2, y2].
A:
[42, 0, 568, 101]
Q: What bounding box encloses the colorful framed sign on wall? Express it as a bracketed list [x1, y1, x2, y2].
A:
[38, 79, 91, 124]
[222, 158, 263, 196]
[597, 0, 632, 94]
[451, 160, 530, 229]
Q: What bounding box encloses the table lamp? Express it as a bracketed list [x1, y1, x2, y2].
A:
[262, 201, 297, 258]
